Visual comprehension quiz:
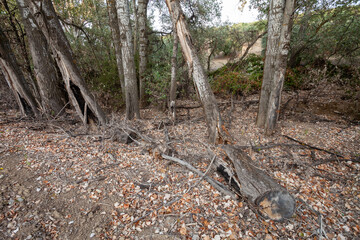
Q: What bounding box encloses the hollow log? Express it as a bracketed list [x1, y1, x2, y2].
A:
[219, 145, 295, 221]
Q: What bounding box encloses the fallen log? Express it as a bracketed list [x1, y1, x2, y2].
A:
[219, 145, 295, 221]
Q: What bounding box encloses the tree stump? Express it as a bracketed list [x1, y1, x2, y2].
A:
[219, 145, 295, 221]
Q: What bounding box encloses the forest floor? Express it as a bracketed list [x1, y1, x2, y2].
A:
[0, 85, 359, 240]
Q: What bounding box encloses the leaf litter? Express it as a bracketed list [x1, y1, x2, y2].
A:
[0, 90, 359, 239]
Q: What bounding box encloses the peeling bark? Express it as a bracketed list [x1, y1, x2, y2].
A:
[16, 0, 65, 116]
[116, 0, 140, 119]
[27, 0, 107, 125]
[0, 27, 39, 117]
[165, 0, 227, 143]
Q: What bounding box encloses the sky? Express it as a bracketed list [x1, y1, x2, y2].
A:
[221, 0, 259, 23]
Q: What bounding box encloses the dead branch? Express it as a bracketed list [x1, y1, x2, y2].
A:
[312, 157, 360, 166]
[161, 154, 237, 200]
[283, 135, 344, 158]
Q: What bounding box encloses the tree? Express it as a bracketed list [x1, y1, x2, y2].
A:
[26, 0, 107, 125]
[0, 26, 39, 117]
[116, 0, 140, 119]
[256, 0, 295, 134]
[16, 0, 65, 117]
[165, 0, 228, 143]
[169, 25, 179, 121]
[107, 0, 126, 100]
[138, 0, 149, 106]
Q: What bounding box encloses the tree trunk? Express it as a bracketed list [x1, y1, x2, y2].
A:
[169, 27, 179, 121]
[218, 145, 295, 221]
[138, 0, 149, 106]
[0, 26, 39, 117]
[165, 0, 227, 144]
[257, 0, 295, 134]
[106, 0, 126, 101]
[116, 0, 140, 119]
[2, 0, 36, 88]
[264, 0, 295, 134]
[132, 0, 139, 57]
[27, 0, 107, 125]
[16, 0, 65, 117]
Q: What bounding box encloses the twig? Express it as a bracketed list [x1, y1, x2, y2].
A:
[283, 135, 344, 158]
[161, 154, 237, 200]
[297, 197, 328, 239]
[312, 157, 360, 166]
[187, 154, 216, 192]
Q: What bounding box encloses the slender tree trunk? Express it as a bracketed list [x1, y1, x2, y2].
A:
[169, 26, 178, 121]
[0, 27, 39, 117]
[132, 0, 139, 56]
[116, 0, 140, 119]
[16, 0, 65, 117]
[106, 0, 126, 101]
[27, 0, 107, 125]
[257, 0, 294, 134]
[257, 0, 284, 128]
[165, 0, 227, 143]
[138, 0, 149, 106]
[264, 0, 295, 134]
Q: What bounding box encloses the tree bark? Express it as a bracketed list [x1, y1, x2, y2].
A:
[2, 0, 35, 86]
[165, 0, 227, 144]
[257, 0, 295, 134]
[116, 0, 140, 119]
[27, 0, 107, 125]
[0, 26, 40, 117]
[16, 0, 65, 117]
[264, 0, 295, 134]
[106, 0, 126, 101]
[169, 27, 179, 121]
[138, 0, 149, 106]
[132, 0, 139, 57]
[219, 146, 295, 221]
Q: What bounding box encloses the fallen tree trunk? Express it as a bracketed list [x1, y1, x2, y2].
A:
[219, 145, 295, 221]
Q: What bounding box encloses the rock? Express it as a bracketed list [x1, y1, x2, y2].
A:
[265, 234, 273, 240]
[53, 211, 62, 219]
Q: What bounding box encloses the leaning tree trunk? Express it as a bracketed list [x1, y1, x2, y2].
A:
[169, 26, 179, 121]
[257, 0, 295, 134]
[107, 0, 126, 101]
[17, 0, 65, 117]
[27, 0, 107, 125]
[116, 0, 140, 119]
[218, 145, 295, 221]
[165, 0, 227, 144]
[138, 0, 149, 106]
[0, 27, 39, 117]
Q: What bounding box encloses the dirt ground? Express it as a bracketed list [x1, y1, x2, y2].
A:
[0, 85, 359, 239]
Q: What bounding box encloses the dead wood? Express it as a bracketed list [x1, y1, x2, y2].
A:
[284, 135, 344, 158]
[161, 154, 237, 200]
[220, 145, 295, 221]
[312, 157, 360, 166]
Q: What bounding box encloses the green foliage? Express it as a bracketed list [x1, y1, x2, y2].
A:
[243, 54, 264, 81]
[210, 54, 263, 96]
[91, 60, 124, 106]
